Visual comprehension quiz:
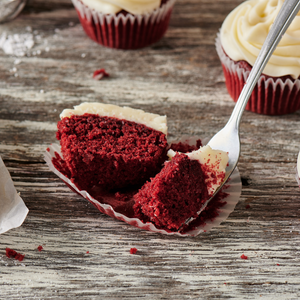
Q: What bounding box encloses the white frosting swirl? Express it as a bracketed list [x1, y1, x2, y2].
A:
[80, 0, 161, 15]
[220, 0, 300, 79]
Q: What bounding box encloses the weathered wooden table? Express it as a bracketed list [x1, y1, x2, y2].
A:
[1, 0, 300, 299]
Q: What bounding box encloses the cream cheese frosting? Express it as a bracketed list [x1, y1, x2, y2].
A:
[60, 102, 167, 134]
[80, 0, 161, 15]
[168, 145, 229, 196]
[220, 0, 300, 79]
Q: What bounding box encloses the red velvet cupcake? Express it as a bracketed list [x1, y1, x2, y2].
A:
[217, 0, 300, 115]
[57, 103, 168, 190]
[72, 0, 175, 49]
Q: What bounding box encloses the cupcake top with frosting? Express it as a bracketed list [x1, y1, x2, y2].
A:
[220, 0, 300, 79]
[80, 0, 161, 15]
[60, 102, 168, 134]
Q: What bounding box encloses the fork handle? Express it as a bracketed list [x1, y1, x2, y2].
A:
[227, 0, 300, 129]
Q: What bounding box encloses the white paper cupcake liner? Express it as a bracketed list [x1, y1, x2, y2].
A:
[44, 142, 241, 237]
[216, 33, 300, 115]
[72, 0, 176, 49]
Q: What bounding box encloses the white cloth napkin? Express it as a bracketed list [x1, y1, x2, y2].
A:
[0, 156, 28, 234]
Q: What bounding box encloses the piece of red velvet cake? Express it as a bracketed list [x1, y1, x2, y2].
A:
[133, 145, 229, 231]
[133, 153, 209, 230]
[56, 103, 168, 191]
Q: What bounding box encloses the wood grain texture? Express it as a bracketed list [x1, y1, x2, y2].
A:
[1, 0, 300, 299]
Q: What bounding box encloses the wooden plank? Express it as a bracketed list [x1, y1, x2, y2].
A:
[1, 0, 300, 299]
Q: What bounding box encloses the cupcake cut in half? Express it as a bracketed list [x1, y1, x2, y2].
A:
[55, 102, 229, 232]
[217, 0, 300, 115]
[72, 0, 176, 49]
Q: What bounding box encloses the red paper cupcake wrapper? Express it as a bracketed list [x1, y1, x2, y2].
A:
[216, 34, 300, 115]
[72, 0, 175, 49]
[44, 142, 241, 237]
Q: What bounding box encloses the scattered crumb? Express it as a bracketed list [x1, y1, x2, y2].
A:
[6, 248, 25, 261]
[245, 204, 251, 209]
[86, 251, 89, 254]
[37, 245, 43, 251]
[130, 248, 138, 254]
[93, 69, 109, 80]
[240, 254, 248, 260]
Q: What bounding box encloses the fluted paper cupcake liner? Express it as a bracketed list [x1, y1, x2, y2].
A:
[72, 0, 175, 49]
[216, 34, 300, 115]
[44, 141, 241, 237]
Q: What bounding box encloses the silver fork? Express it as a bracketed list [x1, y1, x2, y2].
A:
[184, 0, 300, 227]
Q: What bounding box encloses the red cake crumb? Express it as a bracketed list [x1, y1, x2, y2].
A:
[86, 251, 90, 254]
[169, 139, 202, 153]
[241, 254, 248, 260]
[245, 204, 251, 209]
[93, 69, 109, 80]
[57, 114, 168, 191]
[37, 245, 43, 251]
[115, 192, 130, 202]
[130, 248, 138, 254]
[6, 248, 25, 261]
[133, 153, 209, 231]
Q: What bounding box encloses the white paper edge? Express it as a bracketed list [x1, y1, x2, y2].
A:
[0, 156, 29, 234]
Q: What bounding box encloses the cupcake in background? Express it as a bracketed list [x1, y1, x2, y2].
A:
[72, 0, 176, 49]
[216, 0, 300, 115]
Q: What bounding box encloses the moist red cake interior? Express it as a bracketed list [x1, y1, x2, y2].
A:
[133, 153, 209, 231]
[53, 112, 227, 232]
[57, 114, 168, 191]
[169, 139, 202, 153]
[51, 138, 228, 233]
